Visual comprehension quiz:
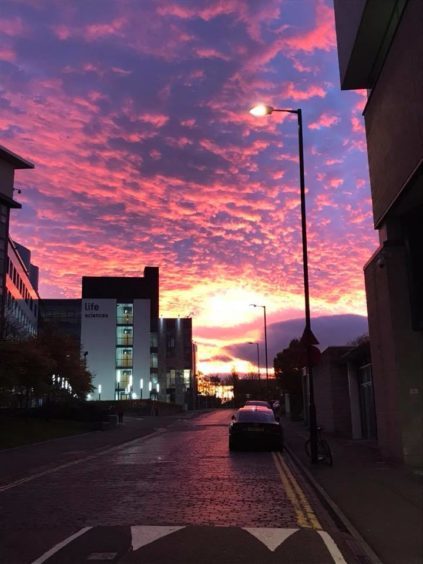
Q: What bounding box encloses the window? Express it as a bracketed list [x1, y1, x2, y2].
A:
[167, 334, 175, 352]
[117, 326, 133, 346]
[150, 332, 158, 347]
[116, 303, 133, 325]
[116, 348, 133, 368]
[183, 369, 191, 386]
[166, 370, 176, 388]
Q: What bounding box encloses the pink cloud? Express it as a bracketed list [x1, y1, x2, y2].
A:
[195, 48, 230, 61]
[180, 118, 196, 128]
[282, 2, 336, 54]
[0, 17, 25, 36]
[84, 18, 127, 40]
[52, 25, 72, 40]
[325, 158, 343, 166]
[329, 177, 344, 188]
[281, 81, 327, 101]
[140, 113, 169, 127]
[351, 116, 365, 133]
[309, 112, 340, 129]
[0, 47, 16, 62]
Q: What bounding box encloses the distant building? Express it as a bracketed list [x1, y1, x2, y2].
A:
[37, 269, 194, 405]
[334, 0, 423, 466]
[39, 299, 82, 341]
[79, 268, 194, 404]
[4, 239, 40, 339]
[158, 317, 193, 407]
[0, 145, 34, 339]
[81, 268, 159, 401]
[309, 345, 376, 440]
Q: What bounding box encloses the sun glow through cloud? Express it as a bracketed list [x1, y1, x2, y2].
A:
[1, 0, 376, 374]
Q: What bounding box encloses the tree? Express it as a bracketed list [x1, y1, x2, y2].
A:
[36, 330, 94, 399]
[347, 334, 371, 364]
[0, 330, 93, 407]
[0, 338, 55, 407]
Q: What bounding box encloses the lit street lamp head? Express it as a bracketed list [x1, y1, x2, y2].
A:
[249, 104, 273, 117]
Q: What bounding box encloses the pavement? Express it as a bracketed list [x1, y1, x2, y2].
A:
[0, 413, 194, 486]
[281, 415, 423, 564]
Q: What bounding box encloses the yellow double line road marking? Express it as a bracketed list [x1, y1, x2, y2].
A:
[272, 452, 321, 530]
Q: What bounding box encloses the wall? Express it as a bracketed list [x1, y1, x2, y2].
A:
[81, 299, 116, 401]
[314, 348, 353, 437]
[364, 0, 423, 226]
[333, 0, 367, 87]
[365, 244, 423, 465]
[133, 299, 151, 400]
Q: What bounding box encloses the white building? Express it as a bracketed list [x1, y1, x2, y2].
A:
[81, 268, 159, 401]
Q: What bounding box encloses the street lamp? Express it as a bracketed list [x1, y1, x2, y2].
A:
[192, 341, 198, 410]
[250, 103, 319, 464]
[248, 342, 260, 379]
[249, 304, 269, 386]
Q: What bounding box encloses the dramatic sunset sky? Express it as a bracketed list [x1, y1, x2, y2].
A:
[1, 0, 376, 375]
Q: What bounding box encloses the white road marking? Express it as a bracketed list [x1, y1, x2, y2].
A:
[243, 528, 298, 552]
[31, 527, 92, 564]
[317, 530, 348, 563]
[131, 525, 185, 551]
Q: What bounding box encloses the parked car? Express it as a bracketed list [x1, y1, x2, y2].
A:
[229, 406, 284, 451]
[244, 400, 272, 410]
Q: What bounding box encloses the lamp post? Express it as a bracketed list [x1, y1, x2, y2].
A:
[192, 341, 198, 410]
[249, 304, 269, 389]
[248, 341, 260, 379]
[250, 103, 319, 464]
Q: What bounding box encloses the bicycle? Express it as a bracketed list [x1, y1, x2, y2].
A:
[305, 427, 333, 466]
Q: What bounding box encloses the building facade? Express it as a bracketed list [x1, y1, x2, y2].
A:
[0, 145, 34, 339]
[310, 345, 377, 440]
[39, 270, 194, 406]
[81, 269, 159, 401]
[158, 317, 193, 408]
[39, 299, 82, 341]
[334, 0, 423, 466]
[3, 239, 40, 339]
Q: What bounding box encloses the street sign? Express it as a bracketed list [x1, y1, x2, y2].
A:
[300, 326, 319, 346]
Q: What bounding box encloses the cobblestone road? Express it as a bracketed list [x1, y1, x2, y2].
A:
[1, 410, 361, 563]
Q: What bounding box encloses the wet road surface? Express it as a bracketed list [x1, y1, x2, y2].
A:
[1, 410, 362, 563]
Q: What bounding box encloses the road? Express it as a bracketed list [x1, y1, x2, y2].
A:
[1, 410, 363, 563]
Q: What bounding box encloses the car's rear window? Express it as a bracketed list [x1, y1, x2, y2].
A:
[245, 401, 271, 408]
[237, 410, 276, 423]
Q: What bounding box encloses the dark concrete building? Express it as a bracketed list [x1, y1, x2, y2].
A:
[334, 0, 423, 466]
[310, 345, 376, 440]
[158, 317, 193, 408]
